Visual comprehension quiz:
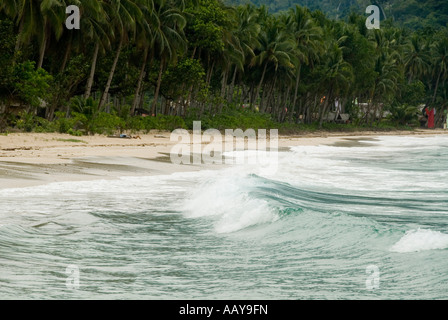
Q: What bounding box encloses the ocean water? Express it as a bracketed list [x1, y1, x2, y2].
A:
[0, 135, 447, 299]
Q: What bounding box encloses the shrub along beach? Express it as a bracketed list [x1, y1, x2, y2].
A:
[1, 0, 448, 135]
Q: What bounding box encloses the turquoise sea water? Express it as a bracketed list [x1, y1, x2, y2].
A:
[0, 135, 447, 299]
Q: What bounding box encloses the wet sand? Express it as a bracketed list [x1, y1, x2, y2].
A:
[0, 129, 446, 188]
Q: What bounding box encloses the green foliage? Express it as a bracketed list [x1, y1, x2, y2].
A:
[161, 58, 207, 99]
[185, 0, 233, 54]
[226, 0, 448, 30]
[2, 0, 448, 133]
[15, 112, 57, 132]
[0, 17, 16, 102]
[398, 80, 426, 105]
[90, 113, 126, 135]
[54, 111, 77, 134]
[15, 112, 35, 132]
[12, 61, 53, 108]
[185, 104, 276, 130]
[67, 128, 83, 136]
[70, 96, 102, 117]
[387, 104, 420, 126]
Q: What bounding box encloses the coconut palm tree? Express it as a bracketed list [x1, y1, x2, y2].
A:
[14, 0, 46, 55]
[98, 0, 143, 109]
[316, 42, 353, 127]
[226, 4, 260, 102]
[130, 0, 156, 114]
[249, 17, 295, 110]
[150, 0, 187, 115]
[82, 0, 110, 99]
[430, 35, 448, 105]
[403, 33, 430, 84]
[13, 0, 67, 68]
[288, 5, 323, 121]
[37, 0, 67, 68]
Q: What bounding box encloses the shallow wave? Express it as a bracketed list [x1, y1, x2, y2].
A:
[182, 171, 279, 233]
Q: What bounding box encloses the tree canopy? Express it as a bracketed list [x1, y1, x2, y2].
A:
[1, 0, 447, 133]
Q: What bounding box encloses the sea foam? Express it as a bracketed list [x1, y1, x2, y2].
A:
[390, 228, 448, 253]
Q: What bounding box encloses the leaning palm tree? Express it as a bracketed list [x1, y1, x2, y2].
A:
[226, 4, 260, 102]
[288, 5, 323, 121]
[98, 0, 143, 109]
[131, 0, 155, 114]
[249, 17, 295, 110]
[150, 0, 187, 115]
[81, 0, 110, 99]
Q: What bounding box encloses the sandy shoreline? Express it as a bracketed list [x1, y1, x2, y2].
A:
[1, 129, 446, 189]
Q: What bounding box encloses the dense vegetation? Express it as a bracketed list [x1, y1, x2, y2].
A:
[0, 0, 447, 135]
[226, 0, 448, 30]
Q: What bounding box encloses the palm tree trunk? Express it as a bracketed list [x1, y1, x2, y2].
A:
[282, 85, 291, 122]
[85, 42, 100, 99]
[206, 60, 215, 87]
[191, 46, 197, 59]
[99, 36, 124, 109]
[37, 26, 48, 69]
[260, 82, 268, 113]
[151, 57, 165, 116]
[432, 69, 442, 104]
[186, 83, 194, 114]
[60, 39, 72, 73]
[240, 84, 247, 106]
[252, 62, 268, 110]
[221, 67, 229, 99]
[248, 82, 255, 106]
[291, 64, 302, 113]
[131, 48, 149, 115]
[267, 75, 277, 114]
[319, 87, 332, 128]
[228, 66, 238, 102]
[14, 19, 24, 54]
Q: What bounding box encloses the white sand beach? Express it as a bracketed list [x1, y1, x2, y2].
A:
[0, 129, 446, 188]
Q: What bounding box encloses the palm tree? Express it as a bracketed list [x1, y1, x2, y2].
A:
[150, 0, 187, 115]
[249, 17, 295, 110]
[37, 0, 67, 68]
[430, 35, 448, 105]
[98, 0, 143, 109]
[226, 4, 260, 102]
[213, 6, 245, 105]
[316, 42, 353, 127]
[403, 33, 430, 84]
[12, 0, 67, 68]
[130, 0, 155, 114]
[14, 0, 45, 54]
[79, 0, 109, 99]
[288, 5, 323, 121]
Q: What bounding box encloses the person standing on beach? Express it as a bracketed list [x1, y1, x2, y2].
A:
[425, 106, 435, 129]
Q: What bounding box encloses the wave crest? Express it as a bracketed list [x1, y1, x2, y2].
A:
[390, 228, 448, 253]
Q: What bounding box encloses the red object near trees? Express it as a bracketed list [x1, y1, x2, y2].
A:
[426, 107, 435, 128]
